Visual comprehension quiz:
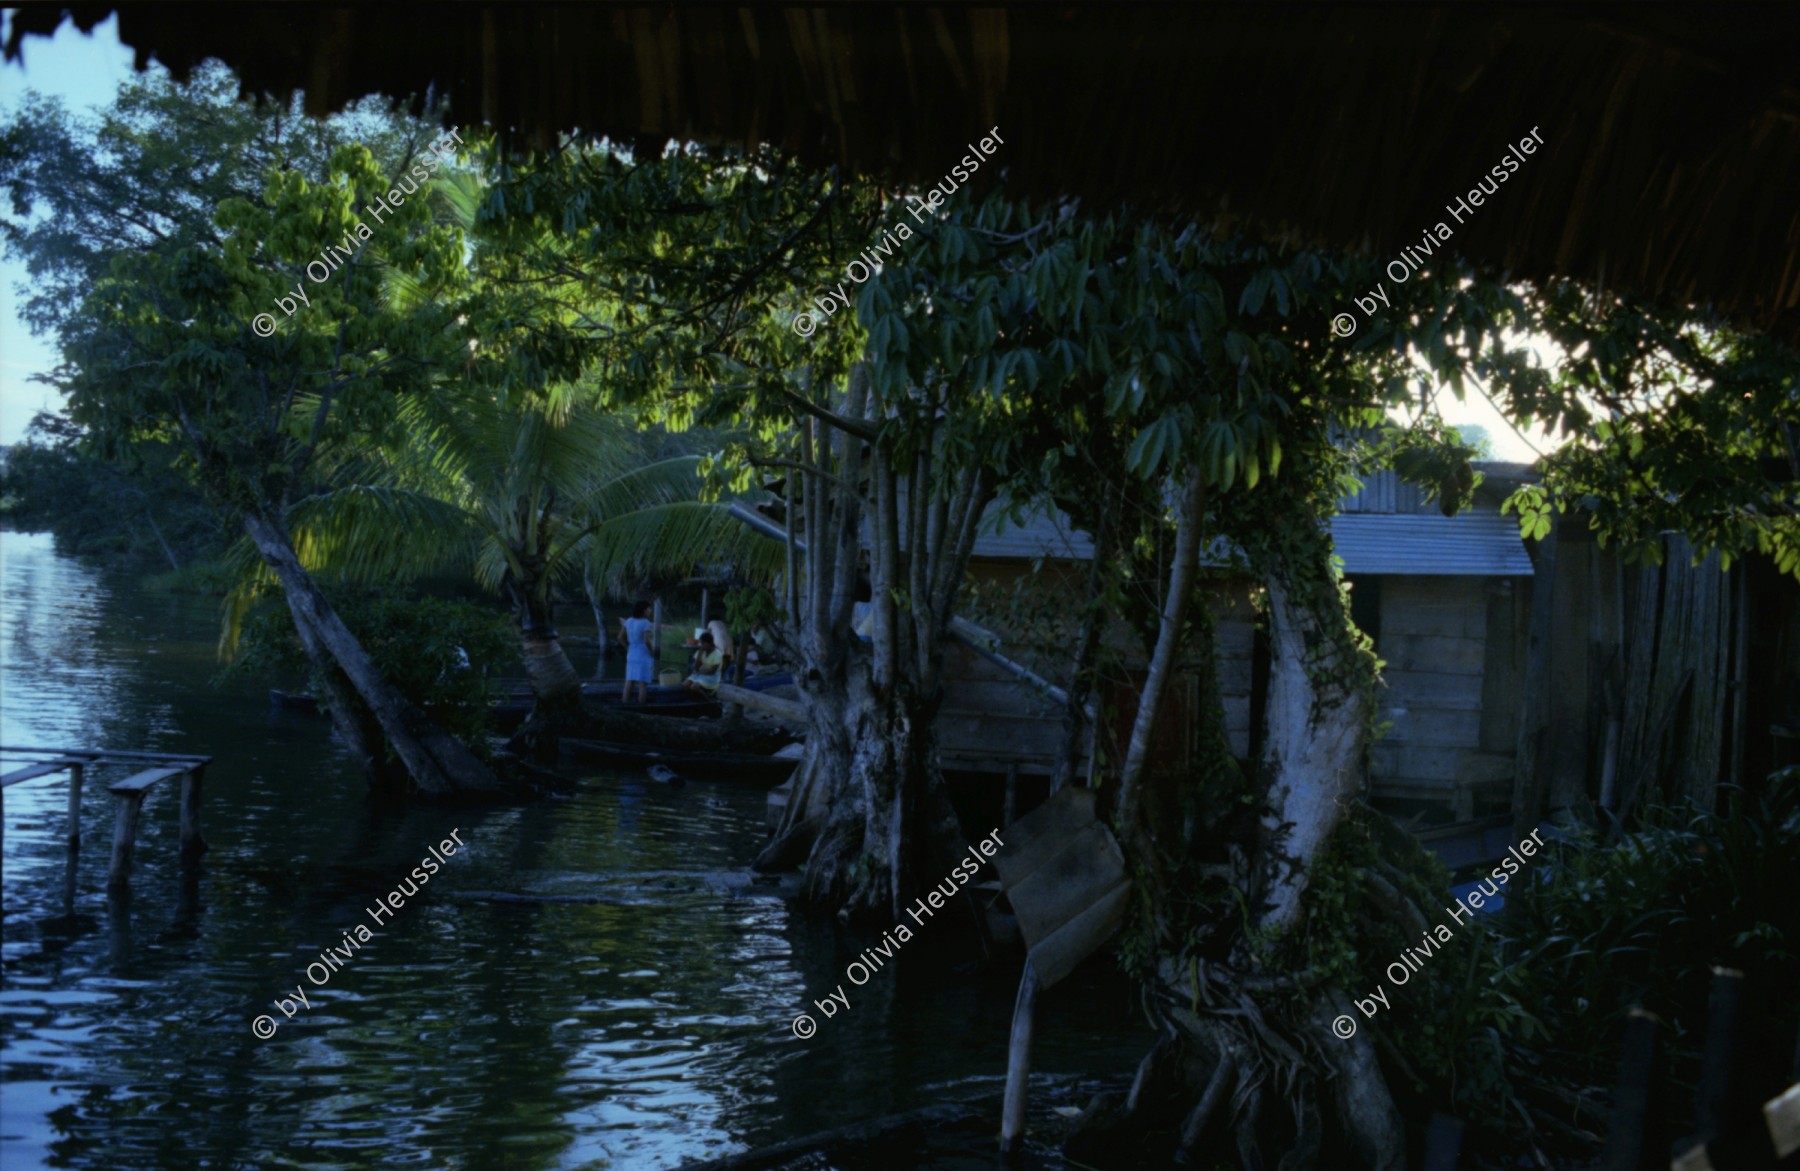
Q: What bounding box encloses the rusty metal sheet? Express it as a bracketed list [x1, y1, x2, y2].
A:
[991, 785, 1131, 990]
[993, 786, 1098, 889]
[1025, 879, 1131, 989]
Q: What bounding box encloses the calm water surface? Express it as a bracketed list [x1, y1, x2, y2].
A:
[0, 530, 1148, 1170]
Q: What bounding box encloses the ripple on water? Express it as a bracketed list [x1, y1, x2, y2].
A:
[1, 531, 1152, 1171]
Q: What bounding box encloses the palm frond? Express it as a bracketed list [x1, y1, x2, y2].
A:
[218, 533, 278, 660]
[576, 500, 786, 598]
[430, 168, 487, 235]
[570, 455, 710, 521]
[286, 485, 484, 586]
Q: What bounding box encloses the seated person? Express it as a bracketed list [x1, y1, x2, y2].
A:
[744, 622, 773, 674]
[684, 631, 727, 697]
[706, 618, 735, 662]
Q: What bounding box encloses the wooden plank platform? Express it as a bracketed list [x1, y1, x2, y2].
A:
[0, 745, 211, 890]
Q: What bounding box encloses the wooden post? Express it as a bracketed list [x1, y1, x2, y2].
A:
[1792, 987, 1800, 1082]
[1512, 515, 1558, 842]
[1598, 717, 1622, 814]
[1696, 968, 1744, 1138]
[108, 790, 146, 889]
[62, 843, 79, 916]
[999, 957, 1040, 1157]
[66, 762, 84, 849]
[1601, 1008, 1664, 1171]
[585, 570, 608, 676]
[1728, 569, 1749, 790]
[179, 765, 207, 860]
[699, 587, 709, 628]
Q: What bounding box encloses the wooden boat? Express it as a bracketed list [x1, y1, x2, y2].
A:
[268, 688, 320, 714]
[560, 737, 800, 786]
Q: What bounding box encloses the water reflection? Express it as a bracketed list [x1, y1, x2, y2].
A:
[1, 531, 1149, 1169]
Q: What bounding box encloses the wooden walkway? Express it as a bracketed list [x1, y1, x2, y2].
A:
[0, 746, 210, 889]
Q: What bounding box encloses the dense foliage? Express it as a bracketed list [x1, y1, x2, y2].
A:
[1294, 773, 1800, 1163]
[0, 411, 229, 570]
[226, 589, 517, 759]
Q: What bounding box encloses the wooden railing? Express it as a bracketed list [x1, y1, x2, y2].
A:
[0, 746, 210, 890]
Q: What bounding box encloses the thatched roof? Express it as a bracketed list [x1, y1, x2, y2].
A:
[10, 5, 1800, 342]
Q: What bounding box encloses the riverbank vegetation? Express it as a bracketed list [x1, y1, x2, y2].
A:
[4, 55, 1798, 1169]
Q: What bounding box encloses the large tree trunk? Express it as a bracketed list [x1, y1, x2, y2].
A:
[762, 664, 961, 920]
[243, 510, 506, 797]
[284, 597, 399, 790]
[752, 364, 980, 920]
[1088, 529, 1403, 1168]
[1252, 553, 1371, 932]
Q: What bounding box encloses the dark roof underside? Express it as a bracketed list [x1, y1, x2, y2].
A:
[9, 4, 1800, 343]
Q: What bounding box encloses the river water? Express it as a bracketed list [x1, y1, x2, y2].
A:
[0, 530, 1149, 1170]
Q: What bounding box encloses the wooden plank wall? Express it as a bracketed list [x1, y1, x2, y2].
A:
[1370, 576, 1516, 813]
[1512, 526, 1742, 827]
[1611, 535, 1735, 814]
[938, 640, 1074, 775]
[940, 578, 1261, 778]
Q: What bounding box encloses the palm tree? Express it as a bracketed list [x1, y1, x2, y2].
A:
[245, 386, 781, 711]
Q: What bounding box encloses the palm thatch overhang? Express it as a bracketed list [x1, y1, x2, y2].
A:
[10, 4, 1800, 341]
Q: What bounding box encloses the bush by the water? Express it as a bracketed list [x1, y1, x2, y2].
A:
[1483, 777, 1797, 1128]
[224, 589, 518, 759]
[1435, 774, 1800, 1160]
[1300, 774, 1799, 1164]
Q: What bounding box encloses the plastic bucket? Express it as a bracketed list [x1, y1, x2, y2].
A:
[659, 670, 683, 687]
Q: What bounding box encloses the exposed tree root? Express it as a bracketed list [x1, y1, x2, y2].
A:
[1174, 1050, 1238, 1164]
[1080, 961, 1411, 1169]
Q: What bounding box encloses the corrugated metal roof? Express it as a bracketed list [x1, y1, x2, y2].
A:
[971, 503, 1095, 561]
[823, 473, 1527, 574]
[1338, 469, 1430, 514]
[881, 486, 1096, 561]
[1330, 512, 1534, 576]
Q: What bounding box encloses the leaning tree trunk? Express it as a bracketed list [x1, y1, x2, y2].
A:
[283, 593, 402, 791]
[243, 510, 506, 797]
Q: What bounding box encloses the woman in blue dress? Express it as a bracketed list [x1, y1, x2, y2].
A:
[619, 602, 656, 704]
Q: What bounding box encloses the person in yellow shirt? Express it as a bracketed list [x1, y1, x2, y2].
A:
[685, 631, 726, 697]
